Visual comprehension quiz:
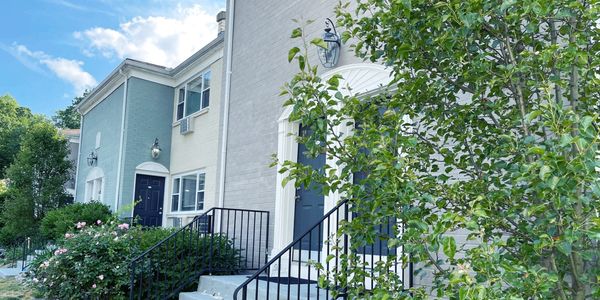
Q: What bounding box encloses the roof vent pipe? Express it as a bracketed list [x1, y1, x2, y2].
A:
[217, 11, 226, 36]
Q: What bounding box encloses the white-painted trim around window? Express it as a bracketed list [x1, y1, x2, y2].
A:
[84, 167, 105, 204]
[172, 107, 209, 127]
[169, 169, 207, 214]
[174, 69, 212, 122]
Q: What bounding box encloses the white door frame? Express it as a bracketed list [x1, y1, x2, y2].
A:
[272, 63, 394, 257]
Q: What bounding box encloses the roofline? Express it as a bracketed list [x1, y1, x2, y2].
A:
[169, 34, 224, 76]
[76, 35, 225, 114]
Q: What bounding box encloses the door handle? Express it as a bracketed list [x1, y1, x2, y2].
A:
[295, 195, 301, 202]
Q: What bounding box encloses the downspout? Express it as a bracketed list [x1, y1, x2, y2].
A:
[115, 70, 129, 211]
[217, 0, 235, 208]
[73, 112, 84, 201]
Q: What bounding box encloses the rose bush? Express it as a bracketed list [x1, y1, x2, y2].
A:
[29, 220, 135, 299]
[28, 219, 241, 299]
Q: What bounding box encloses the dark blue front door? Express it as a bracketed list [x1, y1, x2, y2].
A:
[294, 125, 325, 250]
[133, 174, 164, 227]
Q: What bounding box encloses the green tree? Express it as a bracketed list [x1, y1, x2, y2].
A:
[0, 95, 34, 178]
[1, 122, 72, 242]
[283, 1, 599, 299]
[52, 92, 87, 129]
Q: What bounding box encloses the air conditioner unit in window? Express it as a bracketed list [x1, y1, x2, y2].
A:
[179, 116, 193, 135]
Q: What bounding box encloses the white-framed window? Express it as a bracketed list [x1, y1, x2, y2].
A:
[176, 70, 211, 120]
[171, 171, 205, 212]
[85, 177, 103, 202]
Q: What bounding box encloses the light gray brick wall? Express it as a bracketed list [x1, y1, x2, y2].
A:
[222, 0, 363, 239]
[222, 0, 466, 290]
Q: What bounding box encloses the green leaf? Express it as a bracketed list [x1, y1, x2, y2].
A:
[298, 55, 305, 70]
[580, 116, 593, 130]
[549, 176, 560, 190]
[539, 165, 552, 180]
[557, 241, 572, 256]
[500, 0, 517, 13]
[288, 47, 300, 63]
[291, 27, 302, 38]
[288, 47, 300, 62]
[442, 236, 456, 260]
[311, 38, 328, 49]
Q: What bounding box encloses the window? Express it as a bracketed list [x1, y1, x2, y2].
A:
[85, 178, 103, 202]
[176, 70, 211, 120]
[171, 172, 206, 212]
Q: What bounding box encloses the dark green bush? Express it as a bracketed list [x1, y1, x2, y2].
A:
[134, 227, 175, 250]
[40, 201, 111, 240]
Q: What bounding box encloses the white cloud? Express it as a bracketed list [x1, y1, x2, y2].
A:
[40, 58, 97, 94]
[10, 43, 97, 94]
[75, 4, 218, 67]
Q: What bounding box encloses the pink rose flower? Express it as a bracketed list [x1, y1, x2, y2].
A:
[117, 223, 129, 230]
[92, 283, 97, 288]
[96, 220, 102, 225]
[53, 248, 68, 255]
[64, 233, 74, 239]
[76, 221, 86, 229]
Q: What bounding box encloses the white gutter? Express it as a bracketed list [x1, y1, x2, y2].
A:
[115, 70, 128, 211]
[72, 114, 84, 201]
[218, 0, 235, 208]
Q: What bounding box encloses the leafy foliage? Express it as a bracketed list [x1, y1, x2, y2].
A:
[28, 222, 241, 299]
[1, 122, 72, 243]
[0, 95, 36, 178]
[282, 1, 600, 299]
[40, 202, 112, 240]
[52, 92, 87, 129]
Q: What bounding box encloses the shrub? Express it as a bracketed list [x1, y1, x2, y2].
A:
[28, 222, 241, 299]
[30, 221, 135, 299]
[40, 201, 111, 240]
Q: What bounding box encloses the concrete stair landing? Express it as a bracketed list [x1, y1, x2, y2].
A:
[179, 275, 332, 300]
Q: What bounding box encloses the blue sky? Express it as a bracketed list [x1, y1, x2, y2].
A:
[0, 0, 224, 117]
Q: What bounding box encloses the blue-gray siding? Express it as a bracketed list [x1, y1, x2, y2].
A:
[76, 84, 124, 208]
[119, 77, 174, 211]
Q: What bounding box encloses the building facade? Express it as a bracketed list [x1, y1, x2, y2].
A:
[74, 26, 224, 227]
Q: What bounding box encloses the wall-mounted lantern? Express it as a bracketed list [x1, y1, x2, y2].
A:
[317, 18, 341, 68]
[87, 151, 98, 166]
[150, 138, 161, 159]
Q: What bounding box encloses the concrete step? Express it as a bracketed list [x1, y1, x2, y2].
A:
[179, 290, 224, 300]
[186, 274, 333, 300]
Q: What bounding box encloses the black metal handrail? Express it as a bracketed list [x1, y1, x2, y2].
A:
[129, 207, 269, 300]
[234, 199, 412, 300]
[0, 236, 49, 271]
[21, 236, 50, 271]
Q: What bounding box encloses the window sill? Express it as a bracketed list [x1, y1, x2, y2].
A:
[172, 107, 209, 127]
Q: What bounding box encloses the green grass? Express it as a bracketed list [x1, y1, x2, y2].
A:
[0, 277, 36, 300]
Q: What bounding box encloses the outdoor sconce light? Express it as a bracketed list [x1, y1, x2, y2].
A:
[87, 151, 98, 166]
[150, 138, 161, 159]
[317, 18, 341, 68]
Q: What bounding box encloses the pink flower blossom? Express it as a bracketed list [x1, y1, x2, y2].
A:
[92, 284, 97, 288]
[76, 221, 86, 229]
[117, 223, 129, 230]
[64, 233, 74, 239]
[96, 220, 102, 225]
[53, 248, 68, 255]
